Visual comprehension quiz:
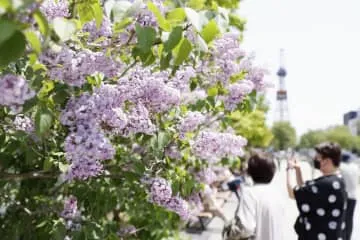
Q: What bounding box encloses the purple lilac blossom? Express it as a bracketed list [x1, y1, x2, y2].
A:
[210, 33, 246, 85]
[192, 131, 247, 163]
[13, 115, 34, 133]
[134, 0, 165, 27]
[117, 66, 181, 113]
[168, 66, 196, 92]
[181, 89, 207, 105]
[120, 103, 156, 136]
[40, 48, 120, 87]
[117, 225, 137, 237]
[0, 75, 35, 112]
[64, 127, 115, 180]
[247, 66, 271, 92]
[40, 0, 69, 20]
[178, 111, 206, 139]
[61, 196, 81, 231]
[224, 80, 254, 111]
[195, 167, 217, 185]
[148, 178, 173, 204]
[163, 196, 190, 220]
[164, 144, 182, 160]
[82, 16, 112, 44]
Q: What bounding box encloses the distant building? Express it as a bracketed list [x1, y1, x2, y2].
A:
[343, 110, 360, 136]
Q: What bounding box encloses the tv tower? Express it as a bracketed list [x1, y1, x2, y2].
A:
[275, 49, 289, 122]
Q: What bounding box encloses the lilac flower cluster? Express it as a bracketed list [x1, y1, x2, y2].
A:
[164, 196, 190, 220]
[168, 66, 196, 92]
[178, 111, 206, 139]
[118, 67, 181, 113]
[60, 82, 158, 179]
[60, 88, 121, 179]
[164, 144, 182, 160]
[181, 89, 207, 105]
[64, 127, 115, 179]
[61, 196, 81, 231]
[224, 80, 254, 111]
[208, 33, 246, 85]
[0, 74, 35, 113]
[13, 115, 34, 133]
[40, 48, 120, 87]
[247, 66, 271, 92]
[192, 131, 247, 163]
[117, 225, 137, 237]
[120, 103, 156, 136]
[147, 178, 190, 220]
[82, 16, 112, 43]
[195, 167, 217, 185]
[148, 178, 173, 204]
[134, 0, 165, 28]
[40, 0, 69, 20]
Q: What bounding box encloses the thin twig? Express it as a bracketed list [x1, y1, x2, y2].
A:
[119, 61, 138, 78]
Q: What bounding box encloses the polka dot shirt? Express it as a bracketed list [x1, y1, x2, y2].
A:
[294, 174, 347, 240]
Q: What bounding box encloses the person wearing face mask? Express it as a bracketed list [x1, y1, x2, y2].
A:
[286, 142, 348, 240]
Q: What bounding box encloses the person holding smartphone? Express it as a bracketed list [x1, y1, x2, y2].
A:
[286, 142, 348, 240]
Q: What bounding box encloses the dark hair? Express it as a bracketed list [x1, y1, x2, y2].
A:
[247, 154, 276, 183]
[314, 142, 341, 167]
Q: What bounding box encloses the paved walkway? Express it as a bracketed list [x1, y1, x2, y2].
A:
[182, 161, 360, 240]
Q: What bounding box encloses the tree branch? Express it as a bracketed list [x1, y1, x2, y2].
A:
[0, 171, 59, 181]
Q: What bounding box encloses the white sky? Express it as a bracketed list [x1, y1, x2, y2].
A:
[238, 0, 360, 136]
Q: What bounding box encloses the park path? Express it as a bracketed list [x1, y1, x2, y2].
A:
[181, 161, 360, 240]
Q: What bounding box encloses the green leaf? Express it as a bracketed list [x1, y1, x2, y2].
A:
[201, 19, 220, 43]
[52, 89, 70, 106]
[76, 0, 103, 26]
[174, 38, 192, 66]
[0, 31, 26, 68]
[160, 52, 172, 70]
[93, 1, 103, 27]
[33, 10, 49, 36]
[135, 25, 156, 53]
[43, 158, 52, 171]
[0, 0, 11, 11]
[229, 14, 246, 32]
[164, 27, 182, 52]
[207, 86, 218, 96]
[0, 21, 16, 45]
[188, 0, 205, 10]
[166, 8, 186, 23]
[143, 51, 156, 66]
[147, 2, 171, 31]
[35, 108, 53, 136]
[53, 18, 77, 42]
[22, 97, 38, 113]
[24, 31, 41, 54]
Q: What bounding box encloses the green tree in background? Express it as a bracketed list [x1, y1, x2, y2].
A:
[299, 125, 360, 151]
[299, 130, 326, 148]
[271, 121, 297, 150]
[229, 109, 273, 148]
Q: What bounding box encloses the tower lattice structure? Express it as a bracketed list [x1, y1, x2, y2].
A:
[275, 49, 289, 122]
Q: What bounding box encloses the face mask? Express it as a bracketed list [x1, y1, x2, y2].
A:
[313, 158, 321, 169]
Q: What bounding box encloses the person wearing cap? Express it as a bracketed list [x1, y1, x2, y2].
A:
[287, 142, 348, 240]
[339, 150, 359, 240]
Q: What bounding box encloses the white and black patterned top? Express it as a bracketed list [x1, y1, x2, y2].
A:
[294, 174, 347, 240]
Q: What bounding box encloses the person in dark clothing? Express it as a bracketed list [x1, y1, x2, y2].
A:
[286, 142, 348, 240]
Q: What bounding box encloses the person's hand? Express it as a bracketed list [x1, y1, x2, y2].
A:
[287, 156, 300, 171]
